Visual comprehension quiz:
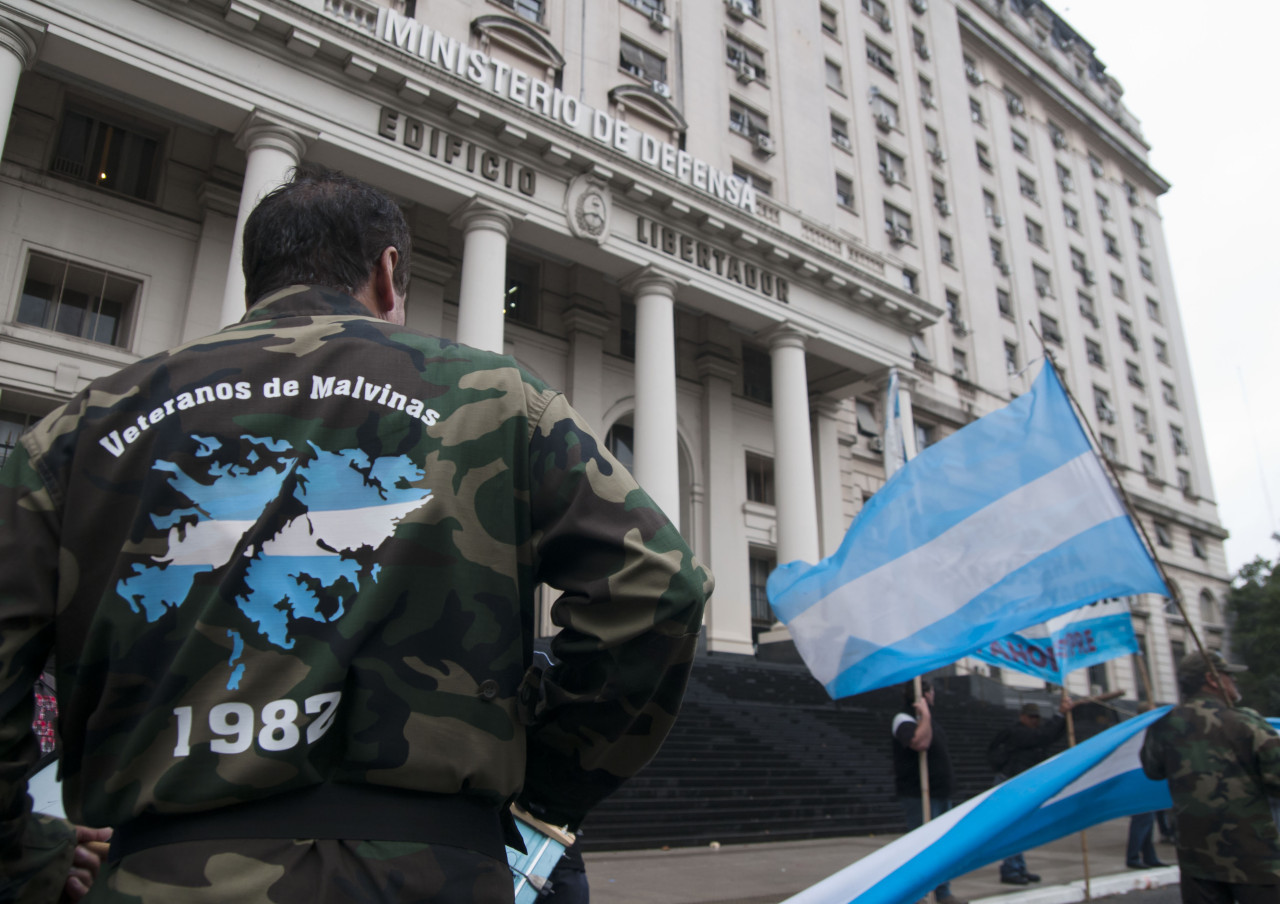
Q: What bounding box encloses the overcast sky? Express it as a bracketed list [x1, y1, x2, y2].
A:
[1048, 1, 1280, 575]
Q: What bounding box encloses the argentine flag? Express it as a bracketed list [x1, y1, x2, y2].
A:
[768, 363, 1167, 699]
[781, 707, 1177, 904]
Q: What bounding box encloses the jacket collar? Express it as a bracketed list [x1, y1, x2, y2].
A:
[240, 285, 373, 324]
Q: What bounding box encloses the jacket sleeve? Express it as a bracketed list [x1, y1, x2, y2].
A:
[0, 438, 73, 891]
[517, 392, 712, 829]
[1243, 708, 1280, 798]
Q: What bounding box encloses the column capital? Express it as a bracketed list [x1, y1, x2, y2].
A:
[0, 12, 43, 68]
[810, 395, 846, 419]
[622, 265, 681, 299]
[872, 365, 920, 393]
[196, 180, 241, 217]
[562, 304, 613, 339]
[234, 109, 315, 159]
[449, 197, 519, 236]
[759, 319, 817, 353]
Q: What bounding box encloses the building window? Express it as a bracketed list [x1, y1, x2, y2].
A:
[1025, 217, 1044, 246]
[1011, 129, 1030, 157]
[976, 141, 992, 171]
[855, 398, 880, 440]
[990, 237, 1005, 267]
[945, 289, 961, 324]
[1099, 433, 1117, 461]
[871, 92, 899, 130]
[831, 114, 851, 150]
[1078, 292, 1097, 326]
[492, 0, 545, 25]
[1146, 297, 1162, 324]
[606, 421, 635, 470]
[861, 0, 888, 19]
[997, 288, 1013, 319]
[1032, 264, 1052, 297]
[1162, 380, 1179, 409]
[836, 172, 855, 209]
[1004, 341, 1019, 375]
[1126, 360, 1144, 389]
[732, 163, 773, 197]
[749, 550, 777, 623]
[622, 0, 668, 14]
[1140, 451, 1158, 480]
[919, 74, 935, 108]
[1171, 425, 1188, 456]
[1089, 152, 1104, 178]
[1125, 180, 1139, 205]
[820, 4, 839, 37]
[953, 347, 969, 381]
[745, 452, 775, 504]
[983, 190, 998, 221]
[1133, 219, 1148, 247]
[969, 96, 984, 126]
[825, 58, 844, 91]
[884, 203, 912, 243]
[1040, 313, 1063, 346]
[742, 344, 772, 404]
[934, 180, 948, 214]
[915, 421, 935, 450]
[1087, 662, 1110, 694]
[912, 28, 929, 59]
[1154, 338, 1169, 365]
[1134, 406, 1149, 436]
[1086, 339, 1105, 369]
[1063, 203, 1080, 232]
[620, 36, 667, 83]
[1118, 317, 1138, 351]
[1110, 273, 1126, 299]
[1056, 163, 1075, 193]
[1018, 171, 1039, 202]
[1104, 232, 1121, 259]
[0, 409, 37, 468]
[878, 145, 906, 184]
[726, 33, 768, 80]
[1198, 587, 1218, 622]
[1139, 258, 1154, 282]
[620, 300, 636, 358]
[925, 125, 942, 159]
[51, 106, 161, 202]
[16, 251, 139, 347]
[939, 232, 955, 265]
[1050, 121, 1067, 149]
[729, 97, 770, 139]
[964, 54, 982, 84]
[1154, 521, 1173, 549]
[1177, 467, 1193, 496]
[504, 257, 539, 326]
[903, 269, 919, 294]
[866, 39, 895, 77]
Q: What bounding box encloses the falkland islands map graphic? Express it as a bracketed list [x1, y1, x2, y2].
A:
[116, 434, 433, 653]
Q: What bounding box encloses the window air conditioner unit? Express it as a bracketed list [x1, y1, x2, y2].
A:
[1099, 408, 1116, 424]
[652, 79, 671, 98]
[888, 225, 909, 245]
[649, 10, 672, 31]
[1007, 97, 1025, 116]
[992, 214, 1004, 227]
[998, 262, 1010, 276]
[941, 250, 954, 265]
[953, 366, 969, 382]
[869, 436, 885, 453]
[1036, 283, 1051, 298]
[736, 61, 756, 83]
[929, 147, 946, 164]
[882, 168, 899, 185]
[917, 45, 930, 60]
[912, 0, 928, 11]
[1082, 269, 1095, 285]
[922, 94, 936, 109]
[965, 65, 983, 85]
[834, 133, 852, 150]
[879, 14, 892, 31]
[753, 133, 776, 155]
[1145, 431, 1156, 444]
[1060, 177, 1074, 192]
[952, 319, 969, 336]
[874, 113, 893, 132]
[725, 0, 747, 20]
[936, 199, 950, 216]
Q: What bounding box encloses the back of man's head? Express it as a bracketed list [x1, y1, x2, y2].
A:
[241, 163, 411, 306]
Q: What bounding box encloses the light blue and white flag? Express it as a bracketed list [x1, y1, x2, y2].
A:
[768, 363, 1167, 699]
[781, 707, 1174, 904]
[882, 368, 910, 479]
[973, 597, 1141, 684]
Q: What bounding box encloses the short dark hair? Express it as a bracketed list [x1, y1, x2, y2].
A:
[241, 163, 412, 305]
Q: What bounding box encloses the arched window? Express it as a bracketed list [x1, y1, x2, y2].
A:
[1199, 589, 1221, 625]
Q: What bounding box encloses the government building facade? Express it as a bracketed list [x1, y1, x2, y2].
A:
[0, 0, 1230, 704]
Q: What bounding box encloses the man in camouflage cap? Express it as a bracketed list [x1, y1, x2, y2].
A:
[1141, 650, 1280, 903]
[0, 164, 712, 901]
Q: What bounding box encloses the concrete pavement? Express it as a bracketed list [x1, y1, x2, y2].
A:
[584, 818, 1180, 904]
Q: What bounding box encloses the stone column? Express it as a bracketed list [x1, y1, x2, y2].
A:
[451, 200, 516, 354]
[767, 322, 820, 567]
[0, 15, 40, 162]
[812, 396, 847, 558]
[404, 255, 455, 338]
[181, 182, 240, 342]
[562, 305, 612, 431]
[698, 349, 754, 656]
[219, 112, 311, 326]
[625, 267, 681, 528]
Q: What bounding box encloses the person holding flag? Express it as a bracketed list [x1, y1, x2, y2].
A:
[995, 700, 1075, 885]
[890, 679, 965, 904]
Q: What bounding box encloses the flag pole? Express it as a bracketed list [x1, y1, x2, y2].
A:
[1061, 684, 1093, 900]
[1028, 337, 1229, 706]
[914, 675, 930, 825]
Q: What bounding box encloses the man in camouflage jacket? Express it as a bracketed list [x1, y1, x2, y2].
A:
[0, 166, 712, 902]
[1141, 651, 1280, 904]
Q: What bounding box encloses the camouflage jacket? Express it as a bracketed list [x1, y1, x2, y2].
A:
[1140, 693, 1280, 884]
[0, 287, 711, 892]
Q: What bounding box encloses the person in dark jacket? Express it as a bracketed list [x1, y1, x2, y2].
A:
[997, 699, 1075, 885]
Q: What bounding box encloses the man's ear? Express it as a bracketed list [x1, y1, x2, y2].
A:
[373, 246, 399, 316]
